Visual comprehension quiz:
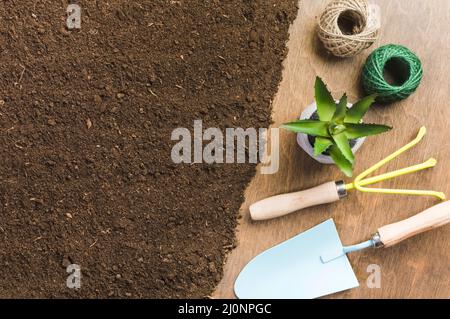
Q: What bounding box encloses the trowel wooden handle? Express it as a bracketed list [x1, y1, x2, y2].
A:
[249, 181, 342, 221]
[378, 201, 450, 248]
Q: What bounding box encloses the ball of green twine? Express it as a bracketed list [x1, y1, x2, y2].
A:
[362, 44, 423, 103]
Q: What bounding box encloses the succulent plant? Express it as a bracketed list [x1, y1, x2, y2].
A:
[282, 77, 392, 177]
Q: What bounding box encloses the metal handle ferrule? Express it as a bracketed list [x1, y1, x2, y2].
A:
[335, 180, 348, 199]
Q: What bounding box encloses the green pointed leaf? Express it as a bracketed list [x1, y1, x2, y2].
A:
[332, 94, 347, 123]
[315, 77, 336, 121]
[332, 132, 354, 164]
[329, 123, 346, 135]
[281, 120, 330, 137]
[329, 145, 353, 177]
[345, 123, 392, 139]
[314, 137, 333, 155]
[345, 94, 377, 124]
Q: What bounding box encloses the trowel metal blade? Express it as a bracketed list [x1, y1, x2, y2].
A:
[234, 219, 359, 299]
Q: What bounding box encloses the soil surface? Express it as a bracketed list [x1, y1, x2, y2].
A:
[0, 1, 297, 298]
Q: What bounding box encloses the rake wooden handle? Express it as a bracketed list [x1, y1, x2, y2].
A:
[378, 201, 450, 247]
[249, 182, 341, 221]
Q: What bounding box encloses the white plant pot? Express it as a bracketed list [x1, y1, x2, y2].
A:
[296, 102, 366, 165]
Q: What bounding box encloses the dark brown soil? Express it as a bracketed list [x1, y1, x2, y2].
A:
[0, 1, 297, 298]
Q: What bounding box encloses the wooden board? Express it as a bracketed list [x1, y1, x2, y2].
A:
[214, 0, 450, 299]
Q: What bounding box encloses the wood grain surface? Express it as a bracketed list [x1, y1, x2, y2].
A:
[214, 0, 450, 299]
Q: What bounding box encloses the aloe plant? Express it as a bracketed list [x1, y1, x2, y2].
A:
[282, 77, 392, 177]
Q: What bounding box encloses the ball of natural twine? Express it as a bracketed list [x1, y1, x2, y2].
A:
[318, 0, 380, 58]
[362, 44, 423, 103]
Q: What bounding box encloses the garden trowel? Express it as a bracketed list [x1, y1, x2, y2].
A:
[235, 201, 450, 299]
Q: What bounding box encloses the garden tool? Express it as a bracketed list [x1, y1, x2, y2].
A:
[250, 127, 445, 221]
[235, 201, 450, 299]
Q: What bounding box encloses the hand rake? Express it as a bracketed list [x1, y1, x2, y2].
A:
[250, 127, 445, 221]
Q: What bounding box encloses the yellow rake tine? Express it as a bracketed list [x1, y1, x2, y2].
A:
[349, 187, 445, 200]
[345, 158, 437, 190]
[352, 127, 445, 200]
